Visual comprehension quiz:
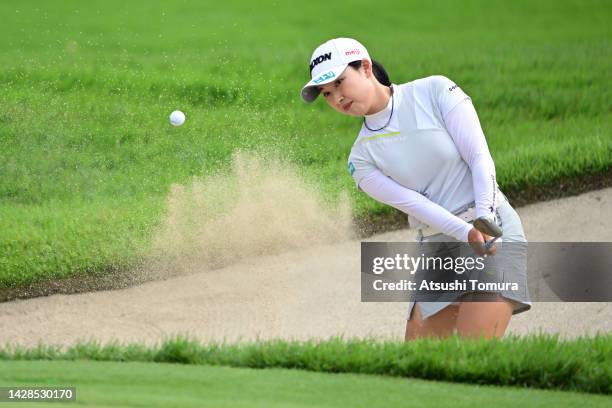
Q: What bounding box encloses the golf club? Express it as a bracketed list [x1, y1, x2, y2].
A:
[472, 216, 503, 249]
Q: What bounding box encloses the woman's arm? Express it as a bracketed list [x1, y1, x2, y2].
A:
[444, 99, 498, 219]
[357, 169, 474, 242]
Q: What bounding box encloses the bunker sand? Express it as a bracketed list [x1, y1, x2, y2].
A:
[1, 188, 610, 347]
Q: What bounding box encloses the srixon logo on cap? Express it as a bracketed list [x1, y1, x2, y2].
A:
[310, 52, 332, 73]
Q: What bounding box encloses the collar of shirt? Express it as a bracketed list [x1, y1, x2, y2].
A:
[363, 83, 400, 130]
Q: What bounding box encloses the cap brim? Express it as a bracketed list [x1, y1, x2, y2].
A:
[300, 64, 348, 103]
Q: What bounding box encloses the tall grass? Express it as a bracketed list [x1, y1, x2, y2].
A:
[2, 334, 610, 394]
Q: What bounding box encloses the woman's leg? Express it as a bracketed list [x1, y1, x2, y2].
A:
[405, 303, 460, 340]
[455, 294, 514, 339]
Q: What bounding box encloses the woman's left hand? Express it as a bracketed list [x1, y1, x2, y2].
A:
[468, 228, 497, 257]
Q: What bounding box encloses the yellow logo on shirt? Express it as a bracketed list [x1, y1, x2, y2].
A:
[358, 131, 401, 144]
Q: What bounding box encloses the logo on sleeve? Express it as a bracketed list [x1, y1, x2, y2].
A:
[347, 161, 356, 176]
[448, 84, 458, 92]
[489, 175, 497, 213]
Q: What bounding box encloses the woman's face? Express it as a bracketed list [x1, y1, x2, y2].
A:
[318, 59, 376, 117]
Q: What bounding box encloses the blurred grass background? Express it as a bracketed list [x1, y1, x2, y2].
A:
[0, 0, 610, 287]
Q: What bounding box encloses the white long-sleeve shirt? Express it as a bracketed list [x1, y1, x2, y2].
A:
[347, 76, 499, 242]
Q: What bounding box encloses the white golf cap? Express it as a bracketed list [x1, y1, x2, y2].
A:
[301, 38, 371, 103]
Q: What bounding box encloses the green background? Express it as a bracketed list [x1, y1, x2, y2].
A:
[0, 0, 610, 286]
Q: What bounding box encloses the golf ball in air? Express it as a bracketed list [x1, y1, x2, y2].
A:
[169, 110, 186, 126]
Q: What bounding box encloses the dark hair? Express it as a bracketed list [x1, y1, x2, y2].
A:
[348, 59, 391, 86]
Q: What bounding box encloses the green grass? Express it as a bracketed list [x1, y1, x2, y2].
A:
[1, 0, 611, 287]
[2, 335, 610, 395]
[3, 360, 610, 408]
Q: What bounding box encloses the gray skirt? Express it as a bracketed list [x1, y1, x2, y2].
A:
[407, 195, 532, 320]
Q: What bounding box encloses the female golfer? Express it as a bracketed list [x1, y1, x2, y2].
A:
[301, 38, 531, 340]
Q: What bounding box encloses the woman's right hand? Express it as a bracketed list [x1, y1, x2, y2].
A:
[468, 227, 497, 257]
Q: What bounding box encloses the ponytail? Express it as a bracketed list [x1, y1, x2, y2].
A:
[348, 59, 391, 86]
